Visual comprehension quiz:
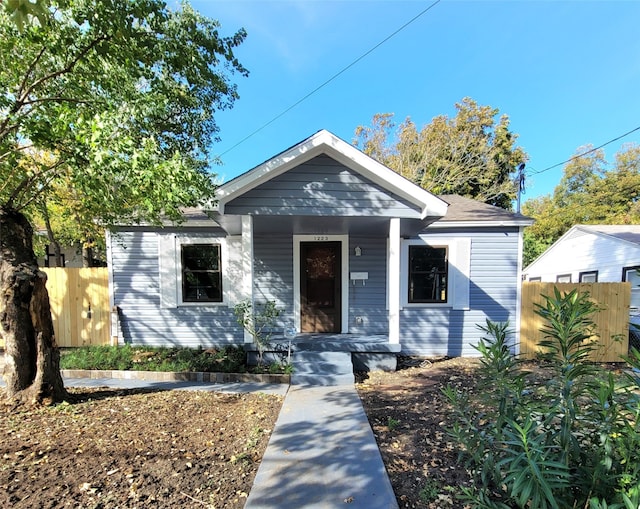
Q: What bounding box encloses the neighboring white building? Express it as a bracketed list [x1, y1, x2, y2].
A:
[523, 225, 640, 314]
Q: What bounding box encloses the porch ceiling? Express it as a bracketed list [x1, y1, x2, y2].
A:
[210, 213, 439, 236]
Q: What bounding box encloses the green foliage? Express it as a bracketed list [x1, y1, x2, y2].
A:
[387, 416, 400, 431]
[0, 0, 247, 233]
[233, 300, 282, 366]
[353, 98, 527, 209]
[418, 477, 440, 503]
[60, 345, 247, 373]
[445, 288, 640, 508]
[522, 144, 640, 266]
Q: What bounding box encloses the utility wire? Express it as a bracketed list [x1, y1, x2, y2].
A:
[528, 125, 640, 176]
[216, 0, 442, 158]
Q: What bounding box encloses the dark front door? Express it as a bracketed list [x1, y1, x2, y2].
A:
[300, 242, 341, 333]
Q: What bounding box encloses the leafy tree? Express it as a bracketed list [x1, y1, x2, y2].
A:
[522, 144, 640, 266]
[353, 98, 527, 209]
[0, 0, 247, 404]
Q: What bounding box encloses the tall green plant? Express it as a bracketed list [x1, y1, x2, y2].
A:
[233, 300, 281, 366]
[445, 288, 640, 508]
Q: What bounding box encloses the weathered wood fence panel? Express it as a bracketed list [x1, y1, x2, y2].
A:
[521, 282, 631, 362]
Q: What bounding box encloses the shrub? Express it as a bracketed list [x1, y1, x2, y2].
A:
[445, 288, 640, 508]
[60, 345, 247, 373]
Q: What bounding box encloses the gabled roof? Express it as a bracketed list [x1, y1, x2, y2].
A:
[524, 224, 640, 272]
[430, 194, 534, 227]
[215, 130, 448, 220]
[575, 225, 640, 246]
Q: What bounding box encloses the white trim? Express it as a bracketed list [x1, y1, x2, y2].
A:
[216, 130, 448, 219]
[524, 224, 640, 273]
[388, 219, 401, 344]
[105, 230, 117, 344]
[514, 226, 525, 355]
[106, 230, 115, 311]
[429, 220, 534, 229]
[241, 216, 254, 343]
[158, 233, 230, 308]
[292, 234, 349, 334]
[400, 236, 471, 310]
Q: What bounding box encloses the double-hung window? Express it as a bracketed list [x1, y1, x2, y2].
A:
[158, 234, 232, 308]
[408, 245, 448, 303]
[399, 237, 470, 309]
[181, 244, 222, 303]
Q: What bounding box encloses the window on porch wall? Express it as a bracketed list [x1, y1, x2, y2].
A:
[181, 244, 222, 303]
[408, 245, 448, 303]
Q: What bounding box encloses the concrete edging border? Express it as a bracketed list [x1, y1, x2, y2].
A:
[61, 369, 290, 385]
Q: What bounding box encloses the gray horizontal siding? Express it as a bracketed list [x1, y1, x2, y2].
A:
[225, 155, 422, 218]
[111, 229, 242, 347]
[110, 225, 522, 356]
[400, 228, 520, 356]
[348, 237, 388, 333]
[253, 235, 294, 329]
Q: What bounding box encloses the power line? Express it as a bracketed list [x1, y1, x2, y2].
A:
[216, 0, 442, 159]
[528, 125, 640, 176]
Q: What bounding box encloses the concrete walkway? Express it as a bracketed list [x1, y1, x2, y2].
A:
[1, 371, 398, 508]
[62, 375, 290, 396]
[245, 384, 398, 509]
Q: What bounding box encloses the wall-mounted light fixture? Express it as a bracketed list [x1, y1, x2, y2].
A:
[354, 246, 362, 257]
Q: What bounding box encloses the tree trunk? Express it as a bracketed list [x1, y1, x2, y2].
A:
[82, 245, 93, 268]
[40, 202, 64, 267]
[0, 207, 67, 404]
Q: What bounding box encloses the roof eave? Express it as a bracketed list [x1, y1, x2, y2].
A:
[428, 219, 535, 229]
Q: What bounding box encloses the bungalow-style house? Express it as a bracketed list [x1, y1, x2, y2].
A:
[106, 130, 533, 362]
[523, 225, 640, 337]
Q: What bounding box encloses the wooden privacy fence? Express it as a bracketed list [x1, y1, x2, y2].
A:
[44, 268, 111, 348]
[521, 282, 631, 362]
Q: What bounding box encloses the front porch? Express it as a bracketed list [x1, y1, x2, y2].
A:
[246, 333, 400, 381]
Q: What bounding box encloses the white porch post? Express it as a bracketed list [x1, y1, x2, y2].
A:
[241, 215, 254, 344]
[389, 217, 401, 344]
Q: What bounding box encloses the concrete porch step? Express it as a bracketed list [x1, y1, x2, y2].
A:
[291, 350, 354, 386]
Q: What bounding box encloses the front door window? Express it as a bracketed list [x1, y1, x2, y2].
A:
[301, 242, 341, 332]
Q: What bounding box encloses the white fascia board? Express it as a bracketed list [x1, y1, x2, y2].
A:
[428, 219, 535, 229]
[214, 129, 448, 219]
[579, 225, 640, 249]
[215, 131, 331, 213]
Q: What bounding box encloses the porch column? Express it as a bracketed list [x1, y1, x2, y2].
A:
[241, 215, 254, 344]
[389, 217, 401, 344]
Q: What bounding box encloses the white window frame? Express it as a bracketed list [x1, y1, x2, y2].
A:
[400, 237, 470, 310]
[623, 265, 640, 309]
[159, 234, 231, 308]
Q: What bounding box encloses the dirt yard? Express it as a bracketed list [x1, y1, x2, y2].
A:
[1, 389, 283, 508]
[357, 357, 478, 508]
[1, 357, 478, 508]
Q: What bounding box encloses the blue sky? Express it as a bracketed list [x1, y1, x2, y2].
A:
[189, 0, 640, 202]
